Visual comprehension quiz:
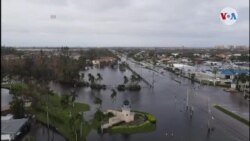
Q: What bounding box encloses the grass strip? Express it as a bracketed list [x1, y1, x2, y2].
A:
[214, 104, 249, 127]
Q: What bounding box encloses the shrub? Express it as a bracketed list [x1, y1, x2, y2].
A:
[90, 84, 106, 90]
[127, 84, 141, 91]
[117, 84, 125, 91]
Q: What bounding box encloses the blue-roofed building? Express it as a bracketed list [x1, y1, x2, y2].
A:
[218, 69, 249, 80]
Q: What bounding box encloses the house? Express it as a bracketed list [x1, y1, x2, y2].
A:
[193, 53, 200, 57]
[201, 54, 210, 59]
[159, 58, 171, 64]
[2, 55, 20, 60]
[233, 53, 242, 57]
[172, 63, 196, 73]
[92, 57, 116, 66]
[1, 118, 30, 141]
[216, 53, 227, 59]
[92, 60, 100, 65]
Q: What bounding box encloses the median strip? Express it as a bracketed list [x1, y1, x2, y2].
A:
[213, 104, 249, 127]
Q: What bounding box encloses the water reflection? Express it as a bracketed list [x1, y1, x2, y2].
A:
[20, 121, 66, 141]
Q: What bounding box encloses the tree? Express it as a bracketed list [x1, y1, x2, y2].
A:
[96, 73, 103, 81]
[117, 84, 125, 91]
[69, 113, 82, 141]
[71, 88, 78, 107]
[235, 73, 249, 96]
[123, 76, 128, 84]
[88, 73, 95, 84]
[10, 83, 29, 97]
[60, 94, 71, 109]
[80, 73, 84, 81]
[78, 55, 87, 70]
[123, 100, 130, 106]
[110, 89, 117, 100]
[191, 73, 195, 84]
[212, 67, 218, 86]
[130, 74, 137, 84]
[9, 96, 25, 118]
[94, 97, 102, 108]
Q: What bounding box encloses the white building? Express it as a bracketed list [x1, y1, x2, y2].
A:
[101, 103, 135, 130]
[92, 60, 100, 66]
[172, 63, 196, 73]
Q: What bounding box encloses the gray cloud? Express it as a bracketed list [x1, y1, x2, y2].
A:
[1, 0, 249, 47]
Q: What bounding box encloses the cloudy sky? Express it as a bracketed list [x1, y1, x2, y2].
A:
[2, 0, 249, 47]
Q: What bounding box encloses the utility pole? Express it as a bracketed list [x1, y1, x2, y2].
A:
[186, 88, 189, 110]
[46, 85, 50, 141]
[243, 83, 246, 97]
[152, 48, 156, 88]
[207, 97, 214, 135]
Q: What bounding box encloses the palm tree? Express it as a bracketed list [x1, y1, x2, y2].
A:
[70, 88, 78, 107]
[110, 89, 117, 101]
[94, 97, 102, 108]
[130, 74, 137, 84]
[80, 73, 84, 81]
[212, 67, 218, 86]
[69, 113, 82, 141]
[123, 76, 128, 84]
[191, 73, 195, 84]
[88, 73, 95, 84]
[235, 74, 248, 92]
[97, 73, 103, 80]
[238, 74, 248, 97]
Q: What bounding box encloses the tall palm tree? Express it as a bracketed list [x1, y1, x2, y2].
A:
[110, 89, 117, 101]
[88, 73, 95, 84]
[71, 88, 78, 107]
[97, 73, 103, 80]
[212, 67, 218, 86]
[130, 74, 137, 84]
[123, 76, 128, 84]
[94, 97, 102, 108]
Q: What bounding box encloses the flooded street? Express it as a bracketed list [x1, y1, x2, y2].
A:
[47, 59, 249, 141]
[1, 59, 248, 141]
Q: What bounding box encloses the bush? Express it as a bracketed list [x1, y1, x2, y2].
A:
[117, 84, 125, 91]
[10, 83, 28, 96]
[127, 84, 141, 91]
[145, 113, 156, 123]
[90, 84, 106, 90]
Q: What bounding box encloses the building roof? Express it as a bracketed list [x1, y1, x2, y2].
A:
[1, 114, 13, 121]
[219, 69, 249, 75]
[1, 118, 28, 134]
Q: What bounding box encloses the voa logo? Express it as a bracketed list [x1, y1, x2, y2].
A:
[220, 7, 238, 25]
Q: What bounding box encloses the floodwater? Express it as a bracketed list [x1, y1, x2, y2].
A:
[48, 59, 249, 141]
[2, 58, 248, 141]
[18, 121, 67, 141]
[1, 88, 12, 108]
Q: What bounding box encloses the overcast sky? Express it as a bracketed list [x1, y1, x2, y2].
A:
[1, 0, 249, 47]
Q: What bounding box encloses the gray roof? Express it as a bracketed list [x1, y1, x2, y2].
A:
[1, 118, 28, 134]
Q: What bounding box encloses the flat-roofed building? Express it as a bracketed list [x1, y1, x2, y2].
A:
[1, 118, 29, 141]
